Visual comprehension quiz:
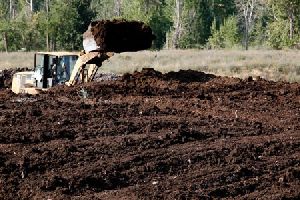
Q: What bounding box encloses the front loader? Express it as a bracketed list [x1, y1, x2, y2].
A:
[11, 51, 114, 94]
[11, 19, 154, 95]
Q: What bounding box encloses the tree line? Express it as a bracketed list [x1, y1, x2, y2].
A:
[0, 0, 300, 52]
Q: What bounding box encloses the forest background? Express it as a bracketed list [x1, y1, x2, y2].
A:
[1, 0, 300, 52]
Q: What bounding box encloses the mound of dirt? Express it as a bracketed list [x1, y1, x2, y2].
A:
[0, 69, 299, 199]
[85, 19, 155, 52]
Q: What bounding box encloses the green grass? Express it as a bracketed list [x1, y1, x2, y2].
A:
[1, 50, 300, 82]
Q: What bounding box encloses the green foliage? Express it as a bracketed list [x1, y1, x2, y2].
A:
[267, 0, 300, 49]
[149, 13, 172, 49]
[0, 0, 95, 51]
[208, 16, 240, 49]
[47, 0, 95, 50]
[1, 0, 300, 51]
[210, 0, 236, 29]
[91, 0, 115, 19]
[207, 19, 224, 49]
[249, 12, 269, 48]
[266, 19, 298, 49]
[174, 0, 236, 49]
[48, 1, 78, 50]
[0, 0, 9, 19]
[178, 0, 212, 48]
[269, 0, 300, 18]
[121, 0, 147, 21]
[19, 14, 43, 50]
[120, 0, 172, 49]
[0, 15, 40, 52]
[0, 21, 20, 51]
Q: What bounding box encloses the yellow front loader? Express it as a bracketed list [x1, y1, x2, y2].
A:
[11, 51, 113, 95]
[11, 19, 154, 94]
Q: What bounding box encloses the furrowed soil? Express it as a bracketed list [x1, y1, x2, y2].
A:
[0, 68, 299, 199]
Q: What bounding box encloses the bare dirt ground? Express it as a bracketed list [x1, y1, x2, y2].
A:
[0, 68, 299, 199]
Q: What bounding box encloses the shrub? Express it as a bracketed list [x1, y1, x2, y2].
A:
[208, 16, 240, 49]
[266, 19, 299, 49]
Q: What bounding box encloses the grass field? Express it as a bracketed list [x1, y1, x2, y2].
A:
[0, 52, 35, 69]
[1, 50, 300, 82]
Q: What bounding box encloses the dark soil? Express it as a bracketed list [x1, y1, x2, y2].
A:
[85, 19, 155, 52]
[0, 68, 299, 199]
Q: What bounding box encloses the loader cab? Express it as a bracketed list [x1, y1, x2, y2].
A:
[12, 52, 78, 94]
[33, 52, 78, 88]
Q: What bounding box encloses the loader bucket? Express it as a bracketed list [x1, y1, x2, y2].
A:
[83, 19, 155, 53]
[83, 25, 99, 52]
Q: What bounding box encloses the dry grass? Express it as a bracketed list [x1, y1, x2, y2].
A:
[100, 49, 300, 82]
[0, 52, 34, 69]
[1, 50, 300, 82]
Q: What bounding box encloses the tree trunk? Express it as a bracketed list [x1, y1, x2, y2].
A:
[245, 31, 249, 50]
[114, 0, 121, 17]
[51, 37, 57, 51]
[245, 23, 249, 50]
[3, 32, 8, 53]
[10, 0, 13, 19]
[165, 32, 169, 49]
[31, 0, 33, 12]
[10, 0, 16, 19]
[236, 0, 258, 51]
[172, 0, 183, 49]
[145, 0, 150, 14]
[45, 0, 50, 50]
[46, 33, 49, 51]
[26, 0, 33, 12]
[289, 13, 294, 40]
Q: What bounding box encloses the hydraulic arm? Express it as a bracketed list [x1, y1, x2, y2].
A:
[66, 51, 113, 86]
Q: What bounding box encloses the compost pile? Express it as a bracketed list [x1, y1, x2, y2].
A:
[0, 69, 299, 199]
[84, 19, 155, 52]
